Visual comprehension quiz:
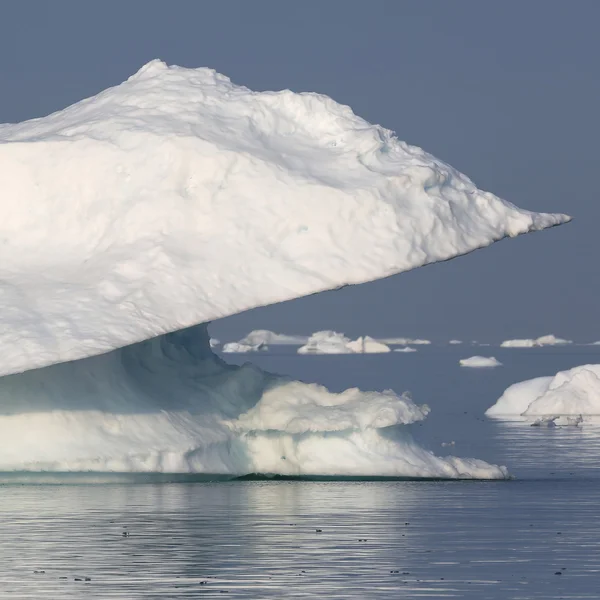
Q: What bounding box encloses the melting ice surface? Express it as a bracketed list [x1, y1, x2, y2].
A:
[0, 61, 570, 477]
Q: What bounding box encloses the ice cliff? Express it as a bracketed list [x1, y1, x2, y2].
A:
[0, 61, 570, 477]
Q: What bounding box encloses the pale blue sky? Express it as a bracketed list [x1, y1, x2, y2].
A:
[1, 1, 596, 342]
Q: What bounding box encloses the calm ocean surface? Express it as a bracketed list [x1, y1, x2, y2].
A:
[2, 345, 600, 599]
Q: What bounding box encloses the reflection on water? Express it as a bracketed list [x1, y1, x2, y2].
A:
[1, 480, 600, 598]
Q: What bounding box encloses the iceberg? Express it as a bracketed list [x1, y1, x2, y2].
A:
[449, 340, 463, 345]
[297, 332, 391, 354]
[345, 336, 391, 354]
[297, 331, 354, 355]
[0, 60, 569, 477]
[0, 324, 507, 478]
[380, 338, 432, 345]
[500, 335, 572, 348]
[236, 330, 308, 346]
[221, 342, 267, 354]
[459, 356, 502, 368]
[394, 346, 418, 353]
[486, 364, 600, 417]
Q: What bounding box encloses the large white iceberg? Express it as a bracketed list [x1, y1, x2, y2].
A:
[486, 364, 600, 417]
[500, 335, 572, 348]
[0, 61, 569, 477]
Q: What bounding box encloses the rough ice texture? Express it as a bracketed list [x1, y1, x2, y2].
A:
[459, 356, 502, 368]
[500, 335, 572, 348]
[237, 330, 308, 346]
[0, 60, 569, 377]
[0, 60, 569, 478]
[486, 364, 600, 417]
[0, 324, 508, 479]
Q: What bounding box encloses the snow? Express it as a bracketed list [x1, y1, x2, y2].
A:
[500, 335, 572, 348]
[0, 60, 569, 477]
[297, 332, 390, 354]
[459, 356, 502, 368]
[236, 330, 308, 346]
[486, 364, 600, 417]
[0, 59, 568, 377]
[0, 324, 508, 479]
[221, 342, 266, 353]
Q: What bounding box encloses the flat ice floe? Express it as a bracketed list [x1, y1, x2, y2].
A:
[486, 364, 600, 418]
[0, 61, 569, 477]
[500, 334, 572, 348]
[459, 356, 502, 368]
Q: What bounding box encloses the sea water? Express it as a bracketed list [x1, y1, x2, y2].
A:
[2, 345, 600, 598]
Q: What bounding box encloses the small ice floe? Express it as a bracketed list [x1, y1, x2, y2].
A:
[459, 356, 502, 368]
[530, 415, 583, 428]
[441, 441, 456, 447]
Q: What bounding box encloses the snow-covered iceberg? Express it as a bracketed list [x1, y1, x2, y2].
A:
[486, 364, 600, 418]
[0, 59, 568, 377]
[459, 356, 502, 368]
[236, 330, 308, 346]
[500, 335, 572, 348]
[297, 332, 391, 354]
[0, 60, 569, 477]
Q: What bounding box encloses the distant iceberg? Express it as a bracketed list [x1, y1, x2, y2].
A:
[394, 346, 418, 353]
[297, 332, 391, 354]
[222, 342, 267, 353]
[500, 335, 572, 348]
[449, 340, 463, 345]
[380, 337, 432, 345]
[345, 336, 391, 354]
[459, 356, 502, 368]
[0, 60, 569, 477]
[486, 364, 600, 417]
[236, 330, 308, 346]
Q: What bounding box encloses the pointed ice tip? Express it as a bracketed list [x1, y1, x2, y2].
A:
[129, 59, 168, 81]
